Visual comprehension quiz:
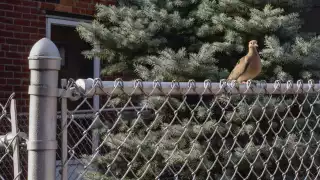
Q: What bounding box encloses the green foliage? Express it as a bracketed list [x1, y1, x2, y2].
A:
[76, 0, 320, 179]
[81, 93, 320, 179]
[77, 0, 318, 82]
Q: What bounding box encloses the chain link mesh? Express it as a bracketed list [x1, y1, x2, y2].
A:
[0, 93, 15, 180]
[0, 94, 28, 180]
[17, 113, 29, 180]
[58, 79, 320, 180]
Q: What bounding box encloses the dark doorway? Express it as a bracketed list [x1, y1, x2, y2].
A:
[51, 24, 94, 111]
[50, 24, 96, 169]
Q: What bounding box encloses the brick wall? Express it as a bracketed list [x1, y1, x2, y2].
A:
[0, 1, 115, 179]
[0, 0, 115, 112]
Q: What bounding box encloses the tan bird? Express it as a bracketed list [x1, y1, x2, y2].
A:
[227, 40, 261, 83]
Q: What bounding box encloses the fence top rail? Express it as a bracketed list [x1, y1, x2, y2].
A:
[62, 78, 320, 97]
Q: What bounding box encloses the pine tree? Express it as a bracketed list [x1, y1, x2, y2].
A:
[77, 0, 320, 179]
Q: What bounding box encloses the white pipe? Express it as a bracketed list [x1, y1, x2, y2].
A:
[93, 56, 100, 110]
[92, 54, 101, 154]
[74, 79, 320, 96]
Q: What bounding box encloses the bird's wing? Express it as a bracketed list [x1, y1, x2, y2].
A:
[227, 56, 250, 80]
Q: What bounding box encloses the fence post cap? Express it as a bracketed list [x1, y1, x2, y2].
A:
[28, 38, 61, 60]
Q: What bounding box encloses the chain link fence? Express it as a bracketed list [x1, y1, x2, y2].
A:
[0, 93, 28, 180]
[1, 79, 320, 180]
[56, 79, 320, 180]
[0, 93, 15, 180]
[16, 113, 28, 180]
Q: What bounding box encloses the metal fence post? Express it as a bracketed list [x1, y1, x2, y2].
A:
[60, 79, 68, 180]
[27, 38, 61, 180]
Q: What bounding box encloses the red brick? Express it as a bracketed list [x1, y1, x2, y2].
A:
[0, 85, 13, 91]
[86, 9, 94, 15]
[23, 26, 37, 33]
[0, 30, 13, 37]
[75, 2, 89, 8]
[0, 17, 13, 24]
[0, 51, 4, 57]
[97, 0, 112, 4]
[14, 32, 30, 39]
[38, 28, 46, 35]
[0, 91, 15, 99]
[14, 6, 31, 14]
[88, 3, 95, 10]
[24, 99, 29, 106]
[6, 24, 22, 31]
[40, 2, 56, 10]
[9, 45, 17, 51]
[0, 4, 13, 11]
[108, 0, 117, 5]
[55, 4, 72, 13]
[22, 1, 38, 6]
[30, 21, 45, 27]
[6, 52, 22, 59]
[12, 92, 21, 98]
[60, 0, 73, 6]
[16, 100, 24, 106]
[14, 19, 30, 26]
[8, 0, 22, 5]
[21, 77, 29, 82]
[5, 65, 21, 71]
[25, 46, 33, 53]
[0, 78, 5, 85]
[22, 39, 35, 46]
[0, 37, 5, 43]
[80, 8, 87, 14]
[15, 60, 28, 66]
[0, 65, 4, 71]
[30, 8, 41, 14]
[13, 85, 28, 92]
[21, 52, 29, 58]
[21, 65, 28, 72]
[7, 79, 21, 85]
[14, 72, 29, 78]
[18, 46, 26, 52]
[5, 11, 22, 18]
[0, 23, 5, 29]
[23, 13, 38, 20]
[5, 38, 21, 45]
[21, 106, 28, 113]
[38, 15, 45, 22]
[0, 72, 13, 78]
[72, 7, 80, 14]
[1, 58, 13, 64]
[30, 33, 42, 40]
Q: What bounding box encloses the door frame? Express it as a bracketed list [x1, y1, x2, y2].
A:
[46, 16, 100, 110]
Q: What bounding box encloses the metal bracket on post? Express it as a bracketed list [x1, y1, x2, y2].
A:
[58, 79, 82, 101]
[27, 38, 61, 180]
[74, 78, 95, 97]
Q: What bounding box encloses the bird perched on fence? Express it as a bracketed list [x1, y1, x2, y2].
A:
[218, 40, 261, 104]
[227, 40, 261, 83]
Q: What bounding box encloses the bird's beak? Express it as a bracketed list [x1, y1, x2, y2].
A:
[254, 44, 258, 47]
